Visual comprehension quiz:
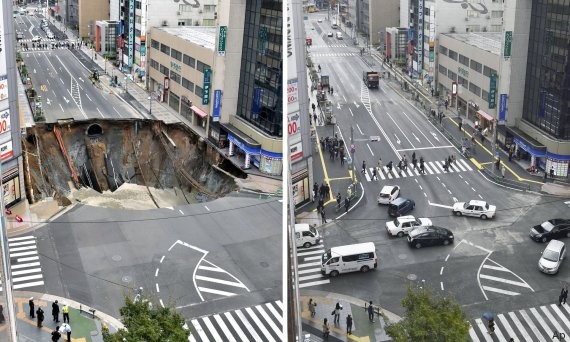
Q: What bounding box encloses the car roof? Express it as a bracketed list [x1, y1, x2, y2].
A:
[546, 239, 565, 251]
[396, 215, 416, 222]
[468, 200, 487, 206]
[380, 185, 396, 193]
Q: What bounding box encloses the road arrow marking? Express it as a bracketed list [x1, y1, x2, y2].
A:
[79, 77, 84, 83]
[431, 132, 440, 142]
[62, 96, 69, 104]
[46, 98, 51, 105]
[353, 101, 360, 108]
[412, 132, 420, 142]
[427, 200, 454, 209]
[394, 134, 401, 144]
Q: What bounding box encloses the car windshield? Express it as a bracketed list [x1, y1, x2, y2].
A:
[393, 218, 401, 226]
[484, 203, 489, 210]
[541, 221, 555, 232]
[309, 227, 317, 235]
[380, 193, 389, 198]
[322, 250, 331, 263]
[543, 249, 560, 262]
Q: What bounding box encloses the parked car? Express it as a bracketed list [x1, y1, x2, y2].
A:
[386, 215, 432, 237]
[407, 226, 454, 249]
[388, 198, 415, 217]
[327, 31, 333, 37]
[377, 185, 400, 205]
[336, 32, 343, 39]
[529, 219, 570, 243]
[31, 35, 41, 42]
[538, 239, 566, 274]
[452, 200, 496, 219]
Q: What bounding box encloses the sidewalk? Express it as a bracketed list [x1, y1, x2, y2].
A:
[14, 291, 123, 342]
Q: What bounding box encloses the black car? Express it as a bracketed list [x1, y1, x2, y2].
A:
[529, 219, 570, 242]
[388, 197, 415, 217]
[407, 226, 454, 249]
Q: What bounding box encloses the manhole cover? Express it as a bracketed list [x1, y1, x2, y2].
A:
[407, 274, 417, 281]
[122, 276, 132, 283]
[260, 261, 269, 268]
[398, 254, 408, 260]
[112, 255, 122, 262]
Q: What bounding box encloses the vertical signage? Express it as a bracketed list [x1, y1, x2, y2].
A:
[202, 69, 211, 105]
[488, 74, 497, 109]
[417, 0, 424, 72]
[212, 90, 222, 122]
[504, 31, 512, 58]
[499, 94, 507, 124]
[128, 0, 135, 66]
[287, 79, 298, 104]
[429, 6, 435, 63]
[218, 26, 227, 56]
[386, 32, 392, 59]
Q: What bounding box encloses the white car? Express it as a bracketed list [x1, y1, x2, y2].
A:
[327, 31, 333, 37]
[318, 18, 323, 23]
[377, 185, 400, 205]
[31, 36, 41, 42]
[386, 215, 433, 237]
[452, 200, 496, 219]
[47, 32, 54, 39]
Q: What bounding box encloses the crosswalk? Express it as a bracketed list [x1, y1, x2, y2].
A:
[188, 300, 283, 342]
[19, 38, 56, 43]
[296, 244, 329, 289]
[362, 158, 474, 181]
[478, 258, 534, 298]
[311, 52, 358, 57]
[311, 44, 350, 48]
[194, 259, 250, 301]
[1, 235, 45, 291]
[470, 302, 570, 341]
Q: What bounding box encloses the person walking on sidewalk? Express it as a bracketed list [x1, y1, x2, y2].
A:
[367, 301, 375, 322]
[308, 299, 317, 317]
[550, 166, 555, 180]
[361, 160, 366, 174]
[313, 182, 318, 203]
[346, 314, 353, 334]
[321, 207, 327, 224]
[62, 304, 70, 323]
[36, 307, 44, 328]
[559, 286, 568, 306]
[59, 323, 71, 341]
[52, 300, 60, 323]
[344, 197, 350, 213]
[333, 302, 341, 324]
[29, 297, 35, 318]
[51, 326, 61, 341]
[458, 118, 463, 132]
[322, 318, 330, 338]
[325, 183, 331, 200]
[377, 158, 383, 172]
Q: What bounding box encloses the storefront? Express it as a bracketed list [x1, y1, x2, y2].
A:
[506, 127, 547, 171]
[292, 167, 310, 207]
[208, 122, 228, 149]
[475, 110, 494, 131]
[191, 105, 208, 129]
[2, 164, 22, 208]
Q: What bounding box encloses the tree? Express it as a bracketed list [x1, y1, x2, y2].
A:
[103, 296, 190, 342]
[384, 284, 470, 342]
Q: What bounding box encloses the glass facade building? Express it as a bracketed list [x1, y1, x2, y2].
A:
[522, 0, 570, 140]
[236, 0, 283, 137]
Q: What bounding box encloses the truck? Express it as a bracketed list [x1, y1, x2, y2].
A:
[363, 71, 380, 88]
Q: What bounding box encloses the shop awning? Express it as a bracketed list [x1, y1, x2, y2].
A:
[191, 105, 208, 118]
[477, 110, 494, 121]
[506, 126, 547, 156]
[220, 122, 261, 152]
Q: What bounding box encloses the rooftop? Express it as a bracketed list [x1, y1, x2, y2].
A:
[443, 32, 502, 55]
[154, 26, 216, 50]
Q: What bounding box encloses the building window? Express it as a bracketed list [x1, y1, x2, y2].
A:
[197, 61, 211, 73]
[491, 10, 503, 18]
[439, 45, 448, 56]
[466, 25, 481, 32]
[135, 0, 141, 9]
[438, 64, 448, 76]
[170, 71, 181, 84]
[482, 89, 489, 102]
[135, 16, 141, 24]
[458, 76, 468, 86]
[459, 54, 469, 66]
[178, 22, 186, 26]
[195, 85, 203, 97]
[490, 25, 502, 32]
[203, 5, 216, 11]
[171, 49, 182, 61]
[469, 82, 481, 96]
[134, 29, 141, 37]
[160, 43, 170, 56]
[467, 10, 480, 18]
[470, 59, 483, 73]
[150, 59, 159, 70]
[202, 19, 216, 26]
[179, 4, 192, 11]
[483, 66, 497, 77]
[151, 40, 159, 49]
[448, 49, 458, 61]
[448, 70, 458, 81]
[159, 64, 169, 76]
[182, 77, 194, 92]
[183, 55, 195, 68]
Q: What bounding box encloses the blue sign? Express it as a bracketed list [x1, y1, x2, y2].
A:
[202, 69, 211, 105]
[499, 94, 507, 123]
[252, 88, 263, 118]
[408, 27, 413, 41]
[128, 0, 135, 66]
[212, 90, 222, 122]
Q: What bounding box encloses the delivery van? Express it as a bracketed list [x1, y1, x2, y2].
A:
[321, 242, 377, 277]
[295, 223, 321, 248]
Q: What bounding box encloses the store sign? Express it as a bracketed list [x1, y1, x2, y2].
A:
[288, 111, 301, 138]
[0, 74, 7, 102]
[417, 0, 424, 72]
[0, 140, 13, 161]
[0, 109, 11, 135]
[170, 61, 181, 72]
[504, 31, 512, 58]
[488, 74, 497, 109]
[287, 79, 298, 104]
[212, 89, 222, 122]
[202, 69, 211, 105]
[452, 82, 457, 96]
[290, 141, 303, 162]
[128, 0, 135, 66]
[218, 26, 227, 56]
[499, 94, 507, 124]
[429, 6, 435, 63]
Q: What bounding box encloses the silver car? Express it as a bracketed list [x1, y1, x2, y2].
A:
[538, 239, 566, 274]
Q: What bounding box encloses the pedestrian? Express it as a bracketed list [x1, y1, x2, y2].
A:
[488, 318, 495, 335]
[312, 103, 316, 112]
[320, 137, 325, 151]
[367, 301, 375, 322]
[52, 300, 60, 322]
[412, 152, 416, 162]
[313, 182, 319, 203]
[321, 207, 327, 224]
[475, 120, 479, 131]
[318, 197, 324, 211]
[412, 157, 417, 170]
[308, 298, 317, 317]
[387, 161, 393, 172]
[62, 304, 69, 323]
[333, 302, 341, 324]
[0, 305, 4, 324]
[439, 112, 443, 124]
[313, 113, 318, 125]
[319, 183, 326, 198]
[448, 155, 453, 166]
[340, 149, 345, 166]
[59, 323, 71, 341]
[377, 158, 383, 171]
[51, 326, 61, 341]
[508, 150, 513, 162]
[36, 307, 44, 328]
[545, 170, 548, 181]
[344, 197, 350, 213]
[361, 160, 366, 174]
[480, 132, 485, 144]
[403, 159, 408, 171]
[29, 297, 35, 318]
[322, 318, 330, 338]
[420, 161, 425, 174]
[560, 286, 568, 305]
[372, 168, 378, 181]
[550, 166, 555, 179]
[495, 157, 501, 171]
[346, 314, 353, 334]
[324, 183, 331, 199]
[445, 99, 449, 110]
[458, 118, 463, 132]
[501, 165, 506, 178]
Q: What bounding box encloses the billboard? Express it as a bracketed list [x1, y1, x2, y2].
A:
[128, 0, 135, 66]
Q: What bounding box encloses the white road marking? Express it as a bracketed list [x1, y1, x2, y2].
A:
[204, 206, 210, 211]
[349, 107, 354, 117]
[472, 187, 476, 192]
[12, 268, 42, 276]
[297, 268, 321, 275]
[474, 319, 494, 342]
[482, 264, 508, 272]
[159, 299, 164, 308]
[508, 311, 532, 341]
[9, 246, 37, 252]
[9, 240, 36, 246]
[179, 209, 184, 215]
[13, 281, 44, 289]
[531, 307, 554, 338]
[8, 236, 35, 242]
[96, 107, 105, 118]
[425, 162, 436, 174]
[541, 305, 566, 336]
[224, 312, 249, 341]
[297, 250, 324, 256]
[298, 279, 330, 288]
[298, 261, 321, 268]
[156, 283, 160, 293]
[479, 274, 531, 287]
[10, 251, 37, 258]
[481, 286, 519, 296]
[367, 143, 374, 156]
[85, 93, 92, 101]
[356, 124, 363, 135]
[201, 316, 224, 342]
[235, 309, 264, 342]
[59, 103, 64, 112]
[461, 159, 473, 171]
[303, 255, 321, 261]
[440, 282, 444, 291]
[440, 266, 444, 275]
[265, 302, 282, 323]
[197, 287, 236, 297]
[12, 274, 43, 283]
[213, 314, 237, 342]
[191, 320, 209, 341]
[520, 309, 547, 342]
[397, 145, 454, 151]
[255, 305, 282, 338]
[18, 256, 39, 262]
[160, 255, 165, 263]
[427, 201, 454, 209]
[423, 192, 427, 197]
[11, 262, 40, 269]
[550, 304, 570, 332]
[299, 274, 325, 281]
[155, 268, 159, 277]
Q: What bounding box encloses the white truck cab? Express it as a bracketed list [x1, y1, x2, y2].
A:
[295, 223, 321, 248]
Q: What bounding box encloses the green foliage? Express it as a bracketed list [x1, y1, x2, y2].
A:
[384, 285, 470, 342]
[103, 296, 190, 342]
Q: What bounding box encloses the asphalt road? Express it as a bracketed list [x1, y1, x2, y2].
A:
[301, 12, 570, 325]
[34, 195, 282, 320]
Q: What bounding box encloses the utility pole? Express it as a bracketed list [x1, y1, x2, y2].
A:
[350, 126, 355, 185]
[287, 166, 303, 341]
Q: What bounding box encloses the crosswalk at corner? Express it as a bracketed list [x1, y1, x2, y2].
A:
[188, 301, 283, 342]
[295, 244, 329, 289]
[1, 235, 45, 291]
[362, 158, 474, 182]
[470, 302, 570, 341]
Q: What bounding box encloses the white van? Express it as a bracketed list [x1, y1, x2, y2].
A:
[321, 242, 377, 277]
[295, 223, 321, 248]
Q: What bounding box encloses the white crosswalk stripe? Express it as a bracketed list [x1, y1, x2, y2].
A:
[311, 52, 358, 57]
[295, 244, 329, 288]
[0, 236, 45, 291]
[469, 303, 570, 341]
[187, 301, 283, 341]
[194, 259, 250, 301]
[478, 258, 533, 299]
[362, 159, 475, 182]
